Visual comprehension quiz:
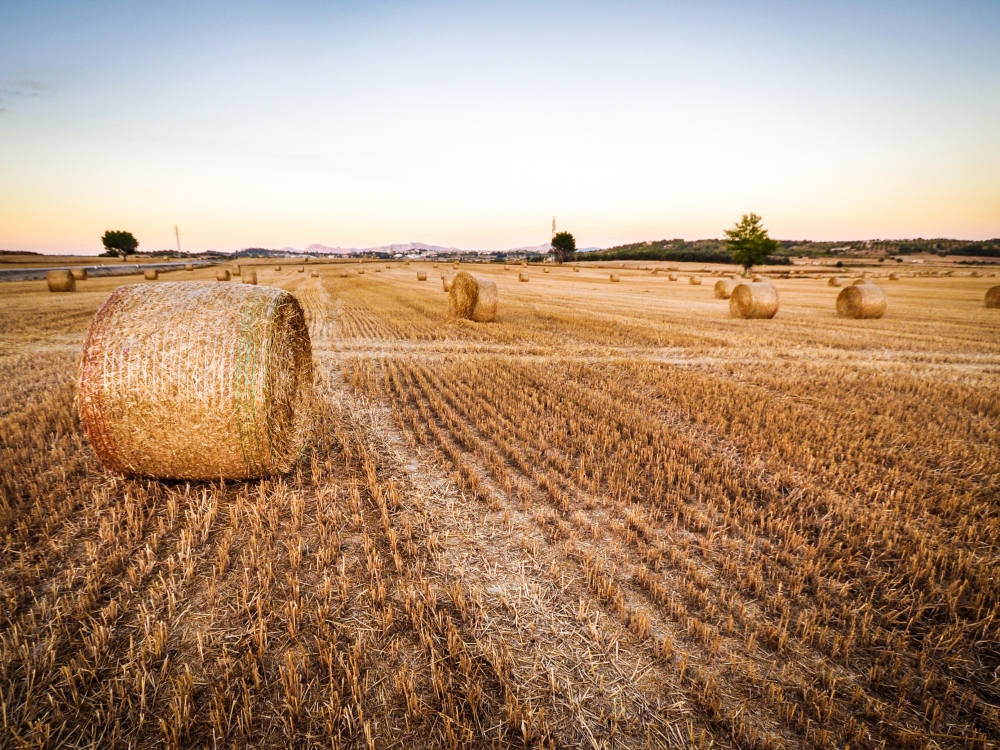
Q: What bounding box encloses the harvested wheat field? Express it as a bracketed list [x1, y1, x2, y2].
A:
[2, 261, 1000, 749]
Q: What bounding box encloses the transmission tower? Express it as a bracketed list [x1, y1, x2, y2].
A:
[174, 225, 181, 255]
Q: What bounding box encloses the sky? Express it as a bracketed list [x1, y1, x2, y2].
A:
[1, 1, 998, 255]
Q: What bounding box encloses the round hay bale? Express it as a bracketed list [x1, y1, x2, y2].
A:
[374, 268, 381, 273]
[71, 268, 89, 281]
[275, 265, 281, 271]
[47, 269, 76, 292]
[668, 273, 678, 281]
[358, 268, 365, 275]
[452, 262, 459, 269]
[243, 270, 257, 285]
[233, 266, 241, 277]
[448, 271, 498, 322]
[417, 272, 427, 281]
[751, 275, 764, 282]
[442, 275, 453, 292]
[185, 263, 194, 271]
[971, 271, 981, 278]
[610, 274, 620, 282]
[405, 261, 411, 266]
[385, 264, 390, 269]
[433, 264, 438, 268]
[543, 268, 550, 273]
[573, 266, 579, 272]
[714, 278, 738, 299]
[298, 266, 305, 273]
[216, 269, 231, 281]
[983, 286, 1000, 308]
[519, 272, 529, 282]
[78, 282, 313, 480]
[828, 277, 842, 287]
[521, 262, 528, 268]
[888, 273, 899, 280]
[689, 276, 702, 285]
[144, 269, 159, 281]
[852, 278, 869, 286]
[837, 284, 887, 319]
[730, 282, 779, 319]
[311, 271, 320, 278]
[340, 270, 348, 278]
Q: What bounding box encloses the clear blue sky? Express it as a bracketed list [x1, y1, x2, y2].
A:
[1, 0, 998, 254]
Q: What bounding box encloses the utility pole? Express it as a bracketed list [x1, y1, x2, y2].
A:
[174, 225, 181, 255]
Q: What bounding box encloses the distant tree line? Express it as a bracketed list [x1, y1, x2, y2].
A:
[576, 238, 791, 266]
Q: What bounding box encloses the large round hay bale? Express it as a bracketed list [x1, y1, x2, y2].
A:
[985, 286, 1000, 308]
[71, 268, 88, 281]
[714, 278, 738, 299]
[610, 274, 620, 282]
[730, 282, 779, 319]
[417, 272, 427, 281]
[243, 270, 257, 285]
[689, 276, 702, 285]
[668, 273, 678, 281]
[47, 269, 76, 292]
[519, 272, 529, 282]
[216, 269, 231, 281]
[828, 277, 842, 287]
[448, 271, 498, 322]
[837, 284, 886, 319]
[78, 282, 313, 480]
[185, 263, 194, 271]
[144, 269, 158, 281]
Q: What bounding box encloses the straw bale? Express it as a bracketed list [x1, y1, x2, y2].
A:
[216, 269, 231, 281]
[185, 264, 194, 271]
[714, 278, 738, 299]
[298, 266, 305, 272]
[519, 272, 529, 282]
[71, 268, 88, 281]
[340, 270, 348, 278]
[243, 270, 257, 285]
[275, 265, 281, 271]
[385, 264, 390, 269]
[311, 271, 320, 278]
[47, 269, 76, 292]
[668, 273, 678, 281]
[521, 262, 528, 267]
[837, 284, 887, 319]
[828, 277, 842, 287]
[971, 271, 981, 278]
[358, 268, 365, 275]
[374, 268, 381, 273]
[751, 275, 764, 282]
[233, 266, 241, 276]
[852, 278, 869, 286]
[730, 282, 779, 319]
[405, 261, 411, 266]
[543, 268, 550, 273]
[888, 273, 899, 280]
[417, 272, 427, 280]
[144, 269, 159, 281]
[983, 286, 1000, 308]
[78, 282, 313, 480]
[448, 271, 498, 322]
[573, 266, 579, 272]
[610, 274, 620, 282]
[443, 275, 453, 292]
[689, 276, 702, 285]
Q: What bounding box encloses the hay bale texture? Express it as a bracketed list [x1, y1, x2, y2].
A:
[417, 272, 427, 281]
[311, 271, 320, 278]
[78, 282, 313, 480]
[689, 276, 702, 285]
[519, 272, 529, 282]
[985, 286, 1000, 308]
[144, 269, 158, 281]
[448, 271, 498, 322]
[837, 284, 887, 319]
[730, 282, 779, 319]
[47, 270, 76, 292]
[668, 274, 678, 281]
[714, 279, 738, 299]
[610, 274, 620, 283]
[71, 268, 88, 281]
[243, 270, 257, 285]
[442, 275, 454, 292]
[216, 269, 231, 282]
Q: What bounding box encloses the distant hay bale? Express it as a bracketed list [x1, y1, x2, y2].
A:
[442, 275, 453, 292]
[888, 273, 899, 280]
[47, 269, 76, 292]
[519, 271, 529, 282]
[453, 262, 459, 268]
[449, 271, 498, 322]
[689, 276, 702, 285]
[358, 268, 365, 275]
[185, 263, 194, 271]
[714, 278, 738, 299]
[374, 268, 381, 273]
[216, 269, 231, 281]
[852, 278, 869, 286]
[651, 268, 659, 275]
[405, 261, 411, 266]
[971, 271, 981, 278]
[618, 263, 624, 268]
[984, 286, 1000, 308]
[521, 262, 528, 268]
[385, 264, 390, 269]
[340, 270, 348, 278]
[311, 271, 320, 278]
[417, 272, 427, 280]
[730, 282, 779, 319]
[837, 284, 887, 319]
[668, 273, 678, 281]
[610, 274, 620, 282]
[78, 282, 313, 480]
[751, 275, 764, 282]
[573, 266, 579, 272]
[233, 266, 241, 276]
[543, 268, 550, 273]
[71, 268, 88, 281]
[144, 269, 158, 281]
[433, 264, 438, 268]
[828, 277, 842, 287]
[298, 266, 304, 273]
[275, 265, 281, 271]
[243, 270, 257, 285]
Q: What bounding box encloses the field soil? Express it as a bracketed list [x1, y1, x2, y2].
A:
[2, 261, 999, 749]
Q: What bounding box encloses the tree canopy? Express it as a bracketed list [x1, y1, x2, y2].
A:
[101, 230, 139, 257]
[724, 213, 779, 273]
[550, 231, 576, 264]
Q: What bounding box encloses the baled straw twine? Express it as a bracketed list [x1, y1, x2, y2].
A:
[78, 282, 313, 480]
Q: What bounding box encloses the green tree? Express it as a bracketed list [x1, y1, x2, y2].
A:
[724, 213, 779, 274]
[101, 230, 139, 257]
[550, 231, 576, 263]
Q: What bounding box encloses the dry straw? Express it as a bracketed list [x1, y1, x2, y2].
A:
[730, 281, 779, 319]
[216, 269, 231, 282]
[714, 278, 738, 299]
[442, 275, 453, 292]
[417, 272, 427, 281]
[448, 271, 498, 322]
[610, 274, 620, 282]
[47, 270, 76, 292]
[985, 286, 1000, 308]
[275, 265, 281, 271]
[243, 270, 258, 285]
[668, 273, 678, 281]
[185, 263, 194, 271]
[573, 266, 579, 272]
[340, 270, 348, 278]
[233, 265, 241, 276]
[358, 268, 365, 275]
[311, 271, 320, 278]
[837, 284, 886, 319]
[78, 282, 313, 480]
[298, 266, 304, 273]
[852, 278, 869, 286]
[72, 268, 88, 281]
[144, 269, 159, 281]
[519, 271, 529, 282]
[689, 276, 702, 285]
[828, 277, 842, 287]
[543, 267, 550, 273]
[521, 261, 528, 268]
[888, 273, 899, 280]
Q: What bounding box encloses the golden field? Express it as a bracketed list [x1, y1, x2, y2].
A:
[1, 260, 999, 749]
